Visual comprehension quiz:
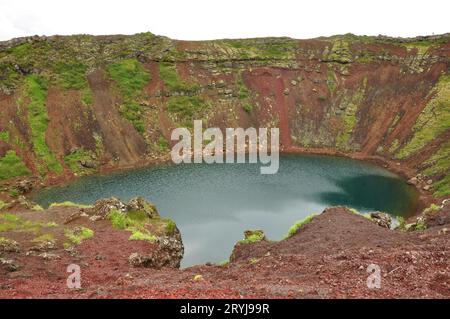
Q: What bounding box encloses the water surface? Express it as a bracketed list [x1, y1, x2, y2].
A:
[34, 155, 418, 266]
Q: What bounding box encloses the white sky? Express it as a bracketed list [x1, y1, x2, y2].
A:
[0, 0, 448, 41]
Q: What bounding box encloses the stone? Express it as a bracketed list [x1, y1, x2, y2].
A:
[126, 197, 159, 219]
[0, 258, 19, 272]
[80, 160, 98, 169]
[370, 212, 392, 229]
[85, 197, 127, 219]
[290, 80, 298, 86]
[16, 179, 33, 194]
[0, 238, 20, 253]
[407, 177, 418, 185]
[426, 179, 433, 185]
[283, 88, 290, 95]
[423, 185, 431, 191]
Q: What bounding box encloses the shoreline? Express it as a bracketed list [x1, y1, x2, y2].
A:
[22, 147, 436, 219]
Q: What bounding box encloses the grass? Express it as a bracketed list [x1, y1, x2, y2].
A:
[396, 75, 450, 159]
[64, 227, 94, 246]
[158, 62, 194, 92]
[0, 213, 57, 233]
[423, 140, 450, 196]
[107, 58, 150, 133]
[32, 233, 55, 243]
[167, 96, 209, 125]
[128, 229, 157, 242]
[336, 77, 367, 150]
[63, 148, 96, 175]
[50, 201, 92, 209]
[238, 230, 265, 245]
[0, 131, 9, 142]
[53, 61, 88, 90]
[0, 150, 30, 180]
[0, 201, 6, 210]
[25, 75, 63, 175]
[284, 214, 317, 239]
[107, 209, 159, 243]
[242, 104, 253, 113]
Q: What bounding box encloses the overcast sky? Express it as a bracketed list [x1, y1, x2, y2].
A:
[0, 0, 448, 41]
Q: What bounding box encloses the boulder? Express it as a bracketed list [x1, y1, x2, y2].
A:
[16, 179, 33, 194]
[370, 212, 392, 229]
[85, 197, 127, 219]
[126, 197, 159, 219]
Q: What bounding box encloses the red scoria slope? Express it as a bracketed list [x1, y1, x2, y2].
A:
[0, 205, 448, 299]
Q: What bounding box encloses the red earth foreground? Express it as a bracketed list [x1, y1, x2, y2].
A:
[0, 204, 449, 299]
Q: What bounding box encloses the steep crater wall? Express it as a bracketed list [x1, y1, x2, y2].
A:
[0, 33, 449, 202]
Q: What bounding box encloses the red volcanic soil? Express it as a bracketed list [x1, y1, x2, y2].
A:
[1, 206, 448, 299]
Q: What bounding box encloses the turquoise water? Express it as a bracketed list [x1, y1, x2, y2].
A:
[34, 155, 418, 266]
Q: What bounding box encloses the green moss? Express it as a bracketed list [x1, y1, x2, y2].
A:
[242, 104, 253, 113]
[167, 96, 209, 125]
[50, 201, 92, 209]
[159, 62, 191, 92]
[327, 70, 337, 94]
[25, 75, 63, 175]
[64, 227, 94, 245]
[434, 175, 450, 197]
[53, 62, 88, 90]
[128, 228, 157, 242]
[0, 213, 55, 233]
[0, 150, 30, 180]
[107, 59, 150, 133]
[32, 233, 54, 243]
[325, 39, 352, 63]
[423, 139, 450, 196]
[107, 209, 159, 243]
[236, 72, 250, 99]
[396, 75, 450, 159]
[63, 148, 96, 175]
[32, 204, 44, 211]
[165, 219, 176, 235]
[81, 88, 93, 106]
[156, 136, 169, 151]
[336, 78, 367, 150]
[0, 131, 9, 142]
[284, 214, 317, 239]
[238, 230, 265, 245]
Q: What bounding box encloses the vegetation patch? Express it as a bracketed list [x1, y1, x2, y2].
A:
[25, 75, 63, 175]
[423, 140, 450, 196]
[0, 213, 56, 234]
[63, 148, 97, 175]
[284, 214, 317, 239]
[107, 209, 158, 243]
[128, 229, 157, 242]
[0, 131, 9, 142]
[50, 201, 92, 209]
[335, 78, 367, 150]
[64, 227, 94, 246]
[0, 150, 30, 180]
[238, 230, 265, 245]
[107, 58, 150, 133]
[167, 96, 210, 126]
[396, 75, 450, 159]
[32, 233, 55, 243]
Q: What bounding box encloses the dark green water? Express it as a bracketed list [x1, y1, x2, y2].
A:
[34, 155, 418, 267]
